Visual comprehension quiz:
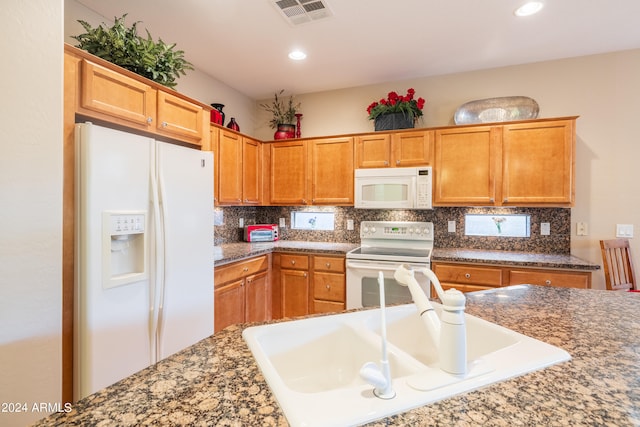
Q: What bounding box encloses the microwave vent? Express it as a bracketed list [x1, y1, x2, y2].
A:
[272, 0, 333, 26]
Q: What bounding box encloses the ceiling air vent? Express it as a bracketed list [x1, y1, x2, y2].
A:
[272, 0, 333, 26]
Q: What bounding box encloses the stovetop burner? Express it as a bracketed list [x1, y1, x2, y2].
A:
[347, 221, 434, 264]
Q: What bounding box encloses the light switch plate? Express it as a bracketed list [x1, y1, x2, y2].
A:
[239, 218, 244, 228]
[279, 218, 286, 228]
[448, 220, 456, 233]
[540, 222, 551, 235]
[616, 224, 634, 238]
[347, 219, 354, 230]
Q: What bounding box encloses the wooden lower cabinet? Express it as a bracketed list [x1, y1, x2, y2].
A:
[272, 253, 346, 319]
[214, 254, 271, 332]
[432, 261, 591, 293]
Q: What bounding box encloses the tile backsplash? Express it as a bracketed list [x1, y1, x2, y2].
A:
[214, 206, 571, 254]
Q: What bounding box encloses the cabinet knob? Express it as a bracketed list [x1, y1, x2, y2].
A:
[396, 160, 400, 165]
[325, 262, 331, 268]
[545, 279, 552, 285]
[465, 273, 471, 279]
[291, 260, 296, 265]
[384, 161, 388, 166]
[246, 278, 252, 283]
[326, 284, 330, 290]
[302, 199, 307, 204]
[303, 272, 307, 278]
[161, 121, 168, 127]
[503, 198, 508, 203]
[243, 267, 249, 272]
[146, 117, 153, 124]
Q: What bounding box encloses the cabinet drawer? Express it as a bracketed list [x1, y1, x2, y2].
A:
[433, 264, 503, 287]
[313, 256, 345, 273]
[214, 255, 269, 287]
[313, 300, 345, 314]
[313, 272, 345, 302]
[509, 269, 590, 289]
[280, 254, 309, 270]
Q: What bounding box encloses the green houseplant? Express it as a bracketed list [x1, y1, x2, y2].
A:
[72, 14, 193, 89]
[260, 90, 301, 139]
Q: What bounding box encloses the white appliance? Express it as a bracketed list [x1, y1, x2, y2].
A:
[354, 167, 433, 210]
[74, 123, 214, 400]
[346, 221, 433, 309]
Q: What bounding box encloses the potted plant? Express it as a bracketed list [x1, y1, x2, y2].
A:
[366, 88, 426, 131]
[72, 14, 193, 89]
[260, 90, 301, 139]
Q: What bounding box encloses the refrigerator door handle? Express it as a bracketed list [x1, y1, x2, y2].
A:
[155, 143, 169, 362]
[149, 145, 163, 364]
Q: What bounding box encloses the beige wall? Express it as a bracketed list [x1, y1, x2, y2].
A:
[0, 1, 63, 426]
[255, 50, 640, 290]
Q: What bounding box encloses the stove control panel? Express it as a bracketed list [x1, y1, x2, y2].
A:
[360, 221, 433, 240]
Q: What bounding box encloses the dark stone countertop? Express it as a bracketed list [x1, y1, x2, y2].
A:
[214, 241, 600, 271]
[34, 285, 640, 426]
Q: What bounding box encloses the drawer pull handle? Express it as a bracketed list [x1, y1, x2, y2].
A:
[465, 273, 471, 279]
[545, 279, 552, 285]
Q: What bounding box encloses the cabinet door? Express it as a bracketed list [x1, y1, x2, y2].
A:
[214, 279, 245, 332]
[156, 91, 205, 145]
[392, 130, 433, 167]
[501, 119, 575, 206]
[218, 130, 243, 204]
[281, 269, 309, 318]
[79, 59, 156, 129]
[210, 127, 220, 204]
[313, 272, 345, 303]
[309, 137, 354, 205]
[269, 140, 308, 205]
[434, 126, 501, 206]
[245, 271, 270, 323]
[242, 137, 262, 205]
[355, 134, 391, 168]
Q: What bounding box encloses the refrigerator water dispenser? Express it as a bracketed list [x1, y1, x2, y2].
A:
[102, 211, 148, 289]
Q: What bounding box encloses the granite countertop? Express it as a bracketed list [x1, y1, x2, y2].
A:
[214, 241, 600, 271]
[432, 247, 601, 270]
[35, 285, 639, 426]
[214, 241, 359, 266]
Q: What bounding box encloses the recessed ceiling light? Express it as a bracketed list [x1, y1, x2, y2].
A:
[514, 1, 544, 17]
[288, 50, 307, 60]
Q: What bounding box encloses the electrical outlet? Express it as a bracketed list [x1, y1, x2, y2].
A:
[347, 219, 354, 230]
[576, 222, 588, 236]
[616, 224, 634, 238]
[540, 222, 550, 235]
[279, 217, 286, 228]
[239, 218, 244, 228]
[448, 220, 456, 233]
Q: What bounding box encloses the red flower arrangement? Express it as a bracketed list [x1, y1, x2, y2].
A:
[366, 88, 426, 121]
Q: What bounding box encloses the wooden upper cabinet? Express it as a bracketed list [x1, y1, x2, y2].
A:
[434, 125, 501, 206]
[309, 137, 354, 205]
[355, 130, 432, 168]
[242, 136, 262, 205]
[79, 59, 156, 129]
[209, 127, 220, 203]
[434, 118, 576, 207]
[392, 130, 433, 167]
[501, 119, 575, 206]
[156, 91, 205, 145]
[217, 130, 243, 204]
[355, 133, 392, 168]
[269, 140, 308, 205]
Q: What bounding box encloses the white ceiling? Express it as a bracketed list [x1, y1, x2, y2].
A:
[75, 0, 640, 100]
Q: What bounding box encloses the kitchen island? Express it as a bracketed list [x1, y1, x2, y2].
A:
[35, 285, 638, 426]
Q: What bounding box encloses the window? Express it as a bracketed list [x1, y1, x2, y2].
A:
[465, 214, 530, 237]
[290, 211, 335, 230]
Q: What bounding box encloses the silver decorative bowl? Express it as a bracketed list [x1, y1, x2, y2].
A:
[454, 96, 539, 125]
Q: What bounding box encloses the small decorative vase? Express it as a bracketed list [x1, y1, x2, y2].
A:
[374, 112, 415, 131]
[295, 113, 303, 138]
[274, 123, 296, 140]
[227, 117, 240, 131]
[210, 103, 225, 126]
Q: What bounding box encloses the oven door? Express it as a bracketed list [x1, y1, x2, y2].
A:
[346, 259, 431, 309]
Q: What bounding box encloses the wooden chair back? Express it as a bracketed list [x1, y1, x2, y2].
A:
[600, 239, 637, 291]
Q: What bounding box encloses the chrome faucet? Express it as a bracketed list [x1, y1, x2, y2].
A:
[394, 264, 467, 376]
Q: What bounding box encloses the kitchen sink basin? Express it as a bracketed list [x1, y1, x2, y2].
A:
[243, 303, 570, 427]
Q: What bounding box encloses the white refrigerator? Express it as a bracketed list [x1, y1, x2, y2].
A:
[74, 123, 214, 400]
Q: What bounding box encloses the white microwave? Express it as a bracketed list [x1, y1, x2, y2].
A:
[354, 166, 432, 209]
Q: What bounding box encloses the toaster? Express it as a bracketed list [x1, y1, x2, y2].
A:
[243, 224, 279, 242]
